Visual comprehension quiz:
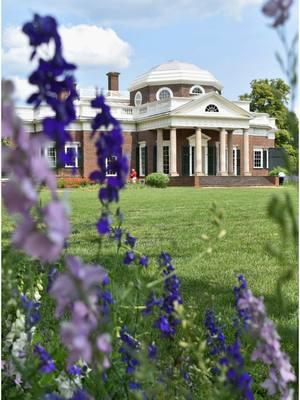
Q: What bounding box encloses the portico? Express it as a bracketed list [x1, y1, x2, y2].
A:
[155, 126, 251, 177]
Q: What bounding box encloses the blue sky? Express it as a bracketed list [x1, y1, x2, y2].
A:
[2, 0, 298, 103]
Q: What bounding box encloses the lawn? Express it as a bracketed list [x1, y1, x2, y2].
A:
[2, 185, 298, 398]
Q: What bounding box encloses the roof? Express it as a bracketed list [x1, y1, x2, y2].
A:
[129, 60, 223, 91]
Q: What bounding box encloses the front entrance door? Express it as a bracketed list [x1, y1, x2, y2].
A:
[208, 145, 217, 175]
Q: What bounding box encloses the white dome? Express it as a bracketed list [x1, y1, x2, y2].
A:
[129, 60, 222, 91]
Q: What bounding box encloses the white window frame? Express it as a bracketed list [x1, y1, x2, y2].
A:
[156, 87, 173, 101]
[106, 155, 117, 176]
[139, 142, 146, 177]
[253, 148, 263, 169]
[134, 91, 142, 107]
[44, 144, 57, 168]
[189, 85, 205, 95]
[64, 142, 79, 168]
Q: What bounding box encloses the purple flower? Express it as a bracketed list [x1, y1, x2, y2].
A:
[22, 14, 60, 48]
[119, 327, 140, 375]
[70, 390, 90, 400]
[262, 0, 293, 27]
[96, 214, 111, 235]
[155, 316, 172, 335]
[237, 277, 296, 399]
[123, 251, 135, 265]
[148, 343, 157, 359]
[139, 255, 149, 267]
[67, 365, 81, 375]
[20, 294, 41, 329]
[34, 344, 55, 373]
[125, 233, 136, 248]
[204, 309, 226, 357]
[50, 256, 110, 367]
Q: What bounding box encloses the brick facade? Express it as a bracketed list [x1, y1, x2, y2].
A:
[130, 84, 219, 106]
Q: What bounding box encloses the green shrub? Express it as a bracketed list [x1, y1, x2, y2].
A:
[269, 166, 289, 176]
[145, 172, 169, 188]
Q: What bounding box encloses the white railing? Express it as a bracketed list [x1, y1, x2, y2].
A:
[79, 88, 129, 100]
[133, 97, 189, 118]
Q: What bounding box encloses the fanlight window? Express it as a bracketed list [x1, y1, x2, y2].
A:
[205, 104, 219, 112]
[157, 87, 172, 101]
[134, 91, 142, 106]
[190, 85, 204, 95]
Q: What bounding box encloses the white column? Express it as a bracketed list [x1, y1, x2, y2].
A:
[228, 131, 234, 176]
[170, 127, 178, 176]
[243, 129, 251, 176]
[218, 128, 228, 176]
[195, 127, 203, 176]
[157, 129, 163, 173]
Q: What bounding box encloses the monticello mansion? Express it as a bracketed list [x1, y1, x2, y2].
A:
[17, 61, 281, 186]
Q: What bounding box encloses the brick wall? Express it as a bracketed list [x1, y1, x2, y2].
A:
[130, 84, 219, 105]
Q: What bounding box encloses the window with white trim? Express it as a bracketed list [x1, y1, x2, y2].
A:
[190, 85, 204, 95]
[139, 143, 146, 176]
[253, 149, 263, 168]
[156, 87, 173, 101]
[106, 156, 117, 176]
[163, 145, 170, 174]
[205, 104, 219, 112]
[65, 143, 79, 168]
[45, 146, 56, 168]
[134, 91, 142, 106]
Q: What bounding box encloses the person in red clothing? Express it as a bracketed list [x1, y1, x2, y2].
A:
[130, 168, 137, 183]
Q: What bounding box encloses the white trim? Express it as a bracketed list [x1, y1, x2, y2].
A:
[134, 91, 142, 107]
[64, 143, 79, 168]
[156, 87, 173, 101]
[190, 85, 205, 95]
[44, 145, 56, 168]
[253, 148, 263, 169]
[106, 156, 117, 176]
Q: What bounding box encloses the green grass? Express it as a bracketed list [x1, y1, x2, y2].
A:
[2, 185, 298, 398]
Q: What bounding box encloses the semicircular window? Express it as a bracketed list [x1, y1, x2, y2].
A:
[205, 104, 219, 112]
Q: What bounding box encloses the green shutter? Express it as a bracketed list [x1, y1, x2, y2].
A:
[182, 145, 190, 176]
[153, 145, 157, 173]
[136, 146, 140, 176]
[145, 146, 148, 176]
[263, 149, 268, 169]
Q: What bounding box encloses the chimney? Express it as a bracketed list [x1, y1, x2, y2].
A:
[106, 72, 120, 91]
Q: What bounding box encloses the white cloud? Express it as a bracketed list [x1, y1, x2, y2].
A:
[59, 25, 132, 68]
[2, 24, 132, 78]
[9, 76, 36, 103]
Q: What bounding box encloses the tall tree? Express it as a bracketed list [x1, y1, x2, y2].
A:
[240, 78, 290, 129]
[240, 79, 298, 172]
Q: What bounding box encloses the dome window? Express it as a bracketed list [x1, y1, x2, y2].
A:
[156, 87, 173, 101]
[134, 91, 142, 106]
[190, 85, 205, 95]
[205, 104, 219, 112]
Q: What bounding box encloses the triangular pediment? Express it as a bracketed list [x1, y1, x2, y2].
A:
[172, 93, 252, 119]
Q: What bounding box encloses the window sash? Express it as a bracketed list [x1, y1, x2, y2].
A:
[45, 147, 56, 168]
[253, 149, 263, 168]
[64, 144, 79, 168]
[106, 156, 117, 176]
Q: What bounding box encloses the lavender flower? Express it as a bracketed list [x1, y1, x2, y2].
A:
[67, 365, 81, 375]
[237, 281, 296, 399]
[34, 344, 55, 373]
[50, 256, 111, 367]
[262, 0, 294, 27]
[139, 255, 149, 267]
[2, 80, 70, 262]
[125, 233, 136, 248]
